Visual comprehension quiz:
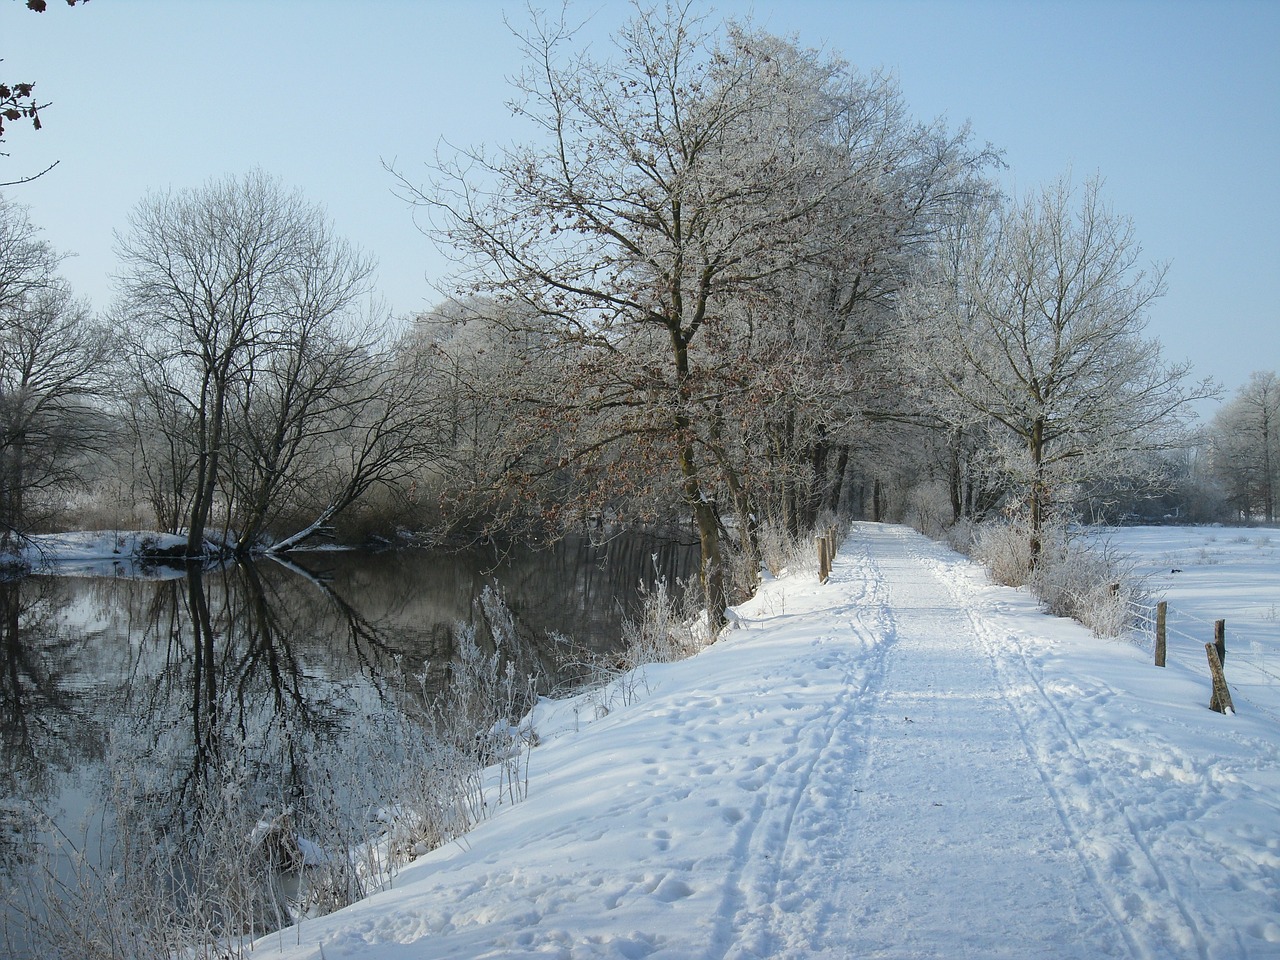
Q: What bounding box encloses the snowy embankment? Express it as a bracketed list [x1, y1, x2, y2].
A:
[254, 523, 1280, 960]
[15, 530, 194, 578]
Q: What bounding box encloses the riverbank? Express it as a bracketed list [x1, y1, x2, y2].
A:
[249, 522, 1280, 959]
[8, 529, 197, 577]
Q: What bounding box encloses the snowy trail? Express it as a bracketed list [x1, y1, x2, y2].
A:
[711, 543, 896, 959]
[743, 524, 1131, 959]
[255, 524, 1280, 960]
[916, 538, 1280, 960]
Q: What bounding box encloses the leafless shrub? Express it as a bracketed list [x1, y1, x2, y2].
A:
[755, 520, 822, 579]
[567, 575, 709, 720]
[971, 517, 1038, 587]
[967, 518, 1148, 637]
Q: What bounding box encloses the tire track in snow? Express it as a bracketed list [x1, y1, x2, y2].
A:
[707, 545, 898, 960]
[815, 524, 1136, 959]
[911, 536, 1214, 960]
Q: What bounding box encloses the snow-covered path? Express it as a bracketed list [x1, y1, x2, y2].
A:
[773, 525, 1127, 959]
[256, 524, 1280, 960]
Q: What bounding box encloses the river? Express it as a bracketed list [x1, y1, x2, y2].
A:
[0, 532, 697, 958]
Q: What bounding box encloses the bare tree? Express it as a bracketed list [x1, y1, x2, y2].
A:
[908, 175, 1217, 562]
[0, 196, 110, 546]
[396, 298, 572, 537]
[221, 313, 377, 552]
[121, 370, 196, 532]
[113, 170, 383, 556]
[0, 191, 50, 302]
[263, 334, 444, 554]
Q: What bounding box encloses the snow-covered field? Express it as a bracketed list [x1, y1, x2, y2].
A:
[1091, 524, 1280, 727]
[245, 522, 1280, 960]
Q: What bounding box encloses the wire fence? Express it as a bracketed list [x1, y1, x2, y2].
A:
[1121, 592, 1279, 724]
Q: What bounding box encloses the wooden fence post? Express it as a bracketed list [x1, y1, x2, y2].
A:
[817, 536, 830, 583]
[1214, 619, 1226, 668]
[1206, 643, 1234, 714]
[1154, 601, 1167, 667]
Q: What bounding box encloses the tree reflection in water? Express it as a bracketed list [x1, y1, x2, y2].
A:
[1, 577, 103, 874]
[0, 532, 695, 957]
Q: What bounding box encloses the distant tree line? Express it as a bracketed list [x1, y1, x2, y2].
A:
[1, 2, 1264, 619]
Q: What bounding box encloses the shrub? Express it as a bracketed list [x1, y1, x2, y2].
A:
[1029, 536, 1142, 637]
[970, 517, 1037, 587]
[752, 516, 842, 580]
[965, 518, 1147, 638]
[564, 574, 708, 720]
[620, 576, 705, 666]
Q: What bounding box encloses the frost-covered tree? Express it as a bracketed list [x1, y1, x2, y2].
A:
[1210, 371, 1279, 522]
[692, 91, 996, 545]
[0, 195, 109, 545]
[396, 3, 994, 621]
[908, 175, 1216, 562]
[398, 6, 821, 619]
[396, 298, 582, 536]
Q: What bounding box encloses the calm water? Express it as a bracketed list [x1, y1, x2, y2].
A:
[0, 533, 696, 957]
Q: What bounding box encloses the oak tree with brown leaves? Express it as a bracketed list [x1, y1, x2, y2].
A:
[396, 2, 995, 623]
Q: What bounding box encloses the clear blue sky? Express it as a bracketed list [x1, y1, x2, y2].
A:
[4, 0, 1277, 412]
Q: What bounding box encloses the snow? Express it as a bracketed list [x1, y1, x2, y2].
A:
[15, 530, 193, 578]
[243, 522, 1280, 960]
[1085, 525, 1280, 727]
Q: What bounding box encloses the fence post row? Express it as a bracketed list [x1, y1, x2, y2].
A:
[1148, 602, 1235, 716]
[816, 527, 839, 584]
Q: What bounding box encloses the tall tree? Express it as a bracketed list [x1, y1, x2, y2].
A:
[259, 332, 445, 554]
[1210, 371, 1279, 522]
[0, 195, 109, 546]
[396, 3, 992, 621]
[397, 298, 577, 537]
[908, 175, 1217, 562]
[113, 170, 381, 556]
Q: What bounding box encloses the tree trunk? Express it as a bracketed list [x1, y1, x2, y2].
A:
[187, 569, 220, 781]
[719, 455, 760, 590]
[187, 387, 218, 556]
[807, 432, 830, 529]
[0, 436, 26, 545]
[267, 502, 341, 554]
[827, 445, 850, 517]
[671, 328, 726, 628]
[1028, 417, 1046, 568]
[1263, 404, 1274, 523]
[948, 428, 963, 523]
[675, 429, 726, 626]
